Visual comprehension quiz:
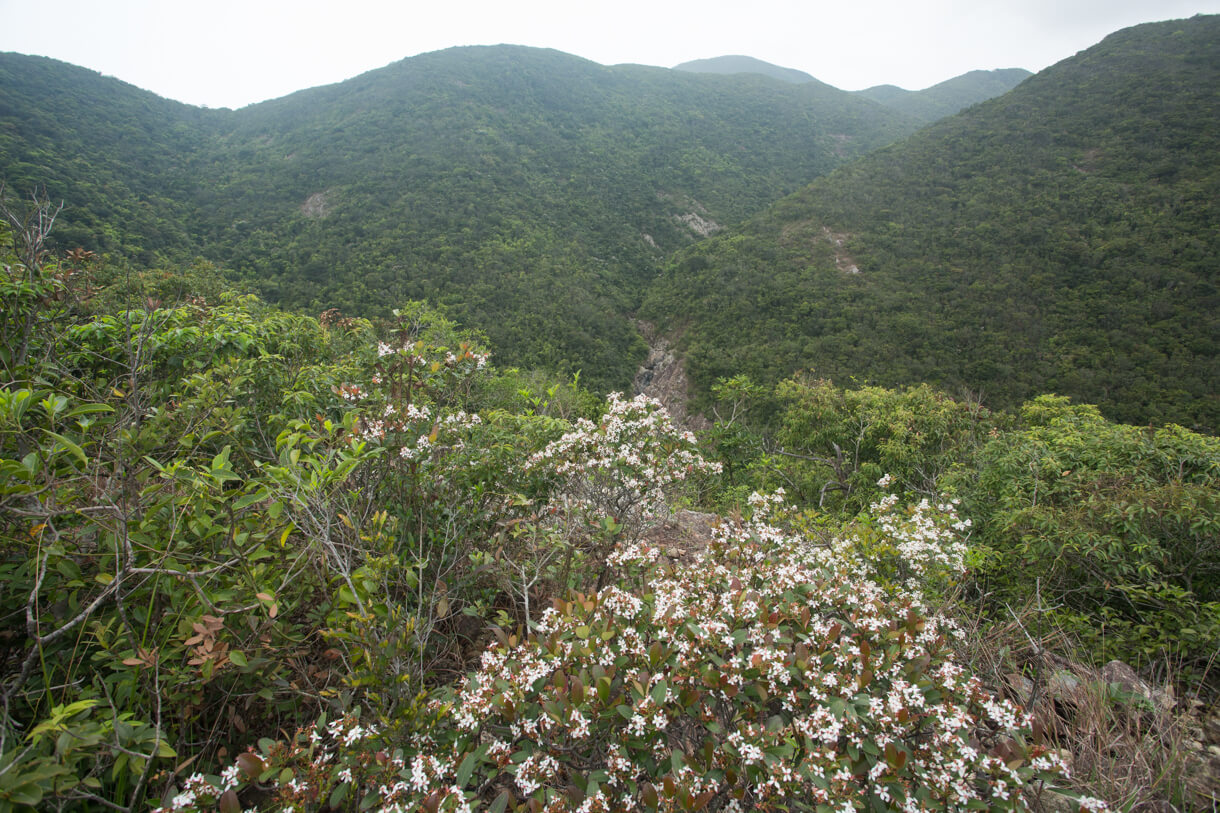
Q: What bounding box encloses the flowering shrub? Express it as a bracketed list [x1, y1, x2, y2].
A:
[150, 709, 454, 813]
[820, 476, 973, 600]
[350, 332, 490, 466]
[247, 306, 554, 740]
[421, 495, 1075, 811]
[186, 490, 1104, 812]
[159, 488, 1117, 810]
[526, 393, 721, 588]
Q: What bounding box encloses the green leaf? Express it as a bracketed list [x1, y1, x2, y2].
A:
[597, 676, 611, 703]
[65, 403, 114, 419]
[233, 488, 270, 511]
[489, 790, 511, 813]
[455, 749, 479, 787]
[40, 429, 87, 466]
[651, 680, 667, 706]
[8, 783, 43, 806]
[211, 446, 232, 471]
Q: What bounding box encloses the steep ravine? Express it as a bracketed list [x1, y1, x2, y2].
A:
[631, 323, 707, 431]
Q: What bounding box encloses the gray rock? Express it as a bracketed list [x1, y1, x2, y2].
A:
[1005, 671, 1034, 703]
[1048, 670, 1087, 706]
[1100, 659, 1174, 712]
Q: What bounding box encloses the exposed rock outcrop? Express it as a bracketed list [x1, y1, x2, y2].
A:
[675, 211, 722, 237]
[301, 191, 331, 218]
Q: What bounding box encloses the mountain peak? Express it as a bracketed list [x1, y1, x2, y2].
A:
[672, 55, 817, 84]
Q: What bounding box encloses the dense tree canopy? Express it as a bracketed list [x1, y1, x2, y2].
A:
[642, 16, 1220, 431]
[855, 69, 1033, 124]
[1, 45, 920, 391]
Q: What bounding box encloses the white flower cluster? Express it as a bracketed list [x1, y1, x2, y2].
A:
[337, 383, 366, 402]
[836, 479, 975, 597]
[527, 393, 720, 542]
[151, 765, 261, 813]
[344, 340, 492, 463]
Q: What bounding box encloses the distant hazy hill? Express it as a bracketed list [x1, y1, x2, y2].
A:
[0, 45, 918, 389]
[673, 55, 817, 84]
[673, 56, 1029, 123]
[856, 68, 1032, 123]
[642, 16, 1220, 430]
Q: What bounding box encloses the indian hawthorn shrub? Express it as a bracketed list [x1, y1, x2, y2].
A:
[823, 479, 973, 600]
[170, 489, 1103, 812]
[525, 392, 721, 589]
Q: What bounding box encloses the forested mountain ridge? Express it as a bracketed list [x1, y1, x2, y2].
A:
[192, 46, 924, 389]
[0, 54, 219, 262]
[642, 14, 1220, 431]
[855, 68, 1033, 123]
[0, 45, 920, 389]
[675, 56, 1032, 123]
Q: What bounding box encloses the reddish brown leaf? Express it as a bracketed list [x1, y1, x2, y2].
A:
[235, 752, 264, 780]
[218, 790, 241, 813]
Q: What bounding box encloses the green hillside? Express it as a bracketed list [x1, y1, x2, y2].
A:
[856, 68, 1032, 123]
[0, 46, 917, 390]
[3, 201, 1216, 812]
[0, 54, 218, 262]
[642, 15, 1220, 431]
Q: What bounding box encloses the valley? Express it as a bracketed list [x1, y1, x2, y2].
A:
[0, 14, 1217, 812]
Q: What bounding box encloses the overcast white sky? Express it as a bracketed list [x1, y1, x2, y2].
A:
[2, 0, 1218, 109]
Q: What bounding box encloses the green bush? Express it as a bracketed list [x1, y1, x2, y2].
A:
[960, 395, 1220, 672]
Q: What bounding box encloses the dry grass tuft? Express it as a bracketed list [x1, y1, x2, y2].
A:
[951, 597, 1215, 812]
